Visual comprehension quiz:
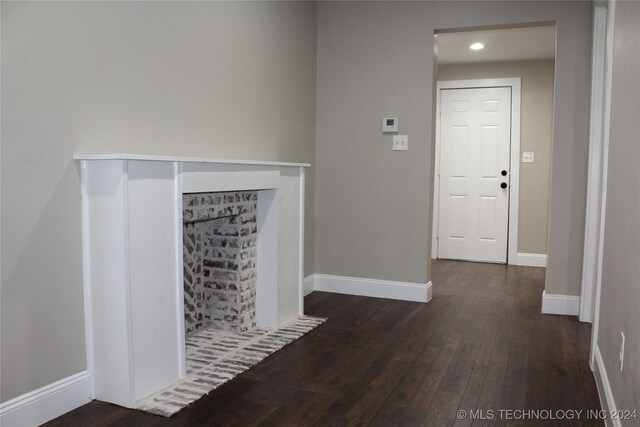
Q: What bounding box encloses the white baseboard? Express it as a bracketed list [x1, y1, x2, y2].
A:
[303, 275, 315, 296]
[0, 371, 92, 427]
[541, 290, 580, 316]
[593, 345, 621, 427]
[516, 253, 547, 267]
[305, 274, 432, 303]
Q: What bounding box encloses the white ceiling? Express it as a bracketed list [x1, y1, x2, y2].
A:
[437, 26, 556, 65]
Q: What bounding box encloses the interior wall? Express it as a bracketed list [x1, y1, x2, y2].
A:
[596, 0, 640, 413]
[0, 1, 317, 402]
[315, 1, 591, 291]
[437, 59, 555, 255]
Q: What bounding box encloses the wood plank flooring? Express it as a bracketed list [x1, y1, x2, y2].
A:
[44, 260, 602, 426]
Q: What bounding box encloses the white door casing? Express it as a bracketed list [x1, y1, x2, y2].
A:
[589, 0, 615, 364]
[580, 5, 608, 326]
[437, 86, 511, 263]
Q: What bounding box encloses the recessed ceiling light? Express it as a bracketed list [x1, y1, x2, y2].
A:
[469, 42, 485, 50]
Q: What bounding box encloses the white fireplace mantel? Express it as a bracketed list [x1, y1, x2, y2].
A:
[76, 154, 309, 408]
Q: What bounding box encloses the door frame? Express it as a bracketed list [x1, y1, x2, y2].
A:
[432, 78, 521, 264]
[580, 4, 608, 325]
[588, 1, 615, 366]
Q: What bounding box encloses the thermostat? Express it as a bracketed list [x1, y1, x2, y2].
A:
[383, 117, 398, 133]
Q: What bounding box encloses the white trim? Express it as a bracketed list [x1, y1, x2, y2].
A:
[0, 371, 92, 427]
[123, 161, 136, 402]
[255, 189, 279, 329]
[303, 275, 315, 296]
[541, 290, 580, 316]
[174, 162, 187, 380]
[515, 253, 547, 267]
[591, 0, 616, 368]
[581, 4, 608, 324]
[79, 161, 96, 398]
[593, 345, 622, 427]
[432, 78, 521, 265]
[310, 274, 432, 303]
[74, 153, 310, 168]
[298, 167, 306, 315]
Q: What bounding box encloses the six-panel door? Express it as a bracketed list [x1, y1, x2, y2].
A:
[437, 87, 512, 263]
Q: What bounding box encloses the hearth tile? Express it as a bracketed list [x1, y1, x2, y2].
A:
[135, 316, 326, 418]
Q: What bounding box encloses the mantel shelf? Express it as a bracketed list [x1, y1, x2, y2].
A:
[74, 153, 310, 168]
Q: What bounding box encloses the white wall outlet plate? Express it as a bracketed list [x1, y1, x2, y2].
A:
[383, 117, 398, 133]
[522, 152, 534, 163]
[392, 135, 408, 151]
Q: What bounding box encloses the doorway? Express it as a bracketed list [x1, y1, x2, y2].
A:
[432, 24, 556, 266]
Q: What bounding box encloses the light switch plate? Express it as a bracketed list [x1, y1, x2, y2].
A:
[392, 135, 408, 151]
[522, 152, 534, 163]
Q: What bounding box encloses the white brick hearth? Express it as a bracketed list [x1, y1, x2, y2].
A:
[136, 316, 325, 417]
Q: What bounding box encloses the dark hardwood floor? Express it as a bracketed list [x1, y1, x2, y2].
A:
[44, 260, 602, 426]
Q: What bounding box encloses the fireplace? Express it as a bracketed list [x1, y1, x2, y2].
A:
[76, 154, 308, 408]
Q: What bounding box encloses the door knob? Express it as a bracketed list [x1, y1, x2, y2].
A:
[501, 170, 508, 176]
[500, 182, 508, 189]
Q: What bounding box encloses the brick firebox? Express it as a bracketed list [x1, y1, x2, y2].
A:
[182, 191, 258, 334]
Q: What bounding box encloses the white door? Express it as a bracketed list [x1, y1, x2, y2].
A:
[437, 87, 511, 263]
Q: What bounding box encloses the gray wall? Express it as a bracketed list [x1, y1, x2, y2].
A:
[0, 1, 317, 402]
[437, 60, 555, 255]
[597, 0, 640, 413]
[315, 1, 591, 292]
